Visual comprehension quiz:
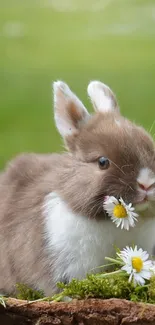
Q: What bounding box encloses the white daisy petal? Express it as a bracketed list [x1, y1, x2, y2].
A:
[134, 273, 145, 286]
[122, 219, 129, 231]
[140, 270, 152, 280]
[116, 220, 122, 227]
[141, 252, 149, 261]
[143, 260, 153, 268]
[104, 196, 119, 205]
[122, 265, 132, 274]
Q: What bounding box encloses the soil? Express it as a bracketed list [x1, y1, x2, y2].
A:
[1, 297, 155, 325]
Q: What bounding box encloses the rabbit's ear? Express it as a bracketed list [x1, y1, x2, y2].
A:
[87, 81, 119, 113]
[53, 81, 90, 137]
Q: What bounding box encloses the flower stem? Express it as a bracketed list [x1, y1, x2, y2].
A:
[91, 262, 119, 271]
[105, 257, 124, 266]
[18, 297, 51, 306]
[97, 270, 124, 278]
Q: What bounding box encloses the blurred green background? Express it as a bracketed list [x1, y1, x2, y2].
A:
[0, 0, 155, 168]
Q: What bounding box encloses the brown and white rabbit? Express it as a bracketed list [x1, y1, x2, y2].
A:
[0, 80, 155, 296]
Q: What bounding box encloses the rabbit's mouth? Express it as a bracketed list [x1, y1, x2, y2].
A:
[134, 196, 148, 204]
[134, 200, 150, 212]
[134, 196, 154, 212]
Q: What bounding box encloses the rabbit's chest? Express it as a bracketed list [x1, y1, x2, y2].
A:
[43, 192, 155, 283]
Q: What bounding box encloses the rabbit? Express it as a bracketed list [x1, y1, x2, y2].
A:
[0, 80, 155, 296]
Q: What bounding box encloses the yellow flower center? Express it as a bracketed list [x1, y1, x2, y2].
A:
[113, 204, 127, 218]
[132, 257, 143, 272]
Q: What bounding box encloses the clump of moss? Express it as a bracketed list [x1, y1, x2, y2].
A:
[52, 274, 155, 304]
[12, 275, 155, 304]
[148, 276, 155, 303]
[130, 285, 149, 303]
[15, 283, 44, 301]
[54, 274, 133, 301]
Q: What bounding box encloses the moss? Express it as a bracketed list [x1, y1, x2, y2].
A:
[52, 274, 155, 304]
[15, 283, 44, 301]
[129, 284, 149, 303]
[9, 276, 155, 304]
[54, 274, 133, 301]
[148, 276, 155, 303]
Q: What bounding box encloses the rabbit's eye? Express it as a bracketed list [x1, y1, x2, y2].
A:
[98, 157, 110, 170]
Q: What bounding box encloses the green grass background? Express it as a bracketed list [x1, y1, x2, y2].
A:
[0, 0, 155, 168]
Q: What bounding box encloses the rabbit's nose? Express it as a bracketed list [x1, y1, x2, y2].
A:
[137, 182, 154, 192]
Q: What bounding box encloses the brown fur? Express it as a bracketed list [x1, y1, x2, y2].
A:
[0, 81, 155, 295]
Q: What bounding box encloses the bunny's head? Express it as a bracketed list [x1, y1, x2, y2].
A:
[53, 81, 155, 217]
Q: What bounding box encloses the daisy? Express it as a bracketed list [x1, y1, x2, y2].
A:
[103, 196, 138, 230]
[117, 246, 153, 285]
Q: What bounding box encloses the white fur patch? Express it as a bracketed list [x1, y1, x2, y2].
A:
[43, 192, 108, 283]
[137, 168, 155, 190]
[136, 167, 155, 210]
[43, 192, 155, 285]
